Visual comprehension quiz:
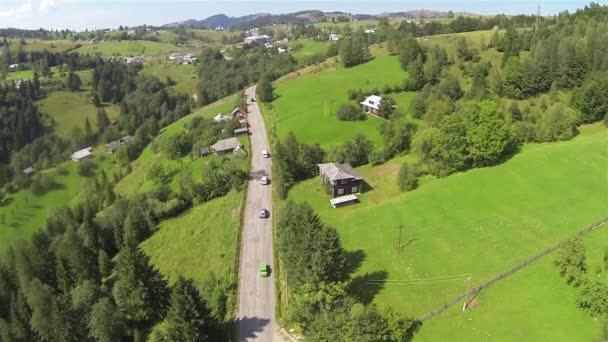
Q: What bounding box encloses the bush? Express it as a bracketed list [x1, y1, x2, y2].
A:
[398, 162, 418, 192]
[78, 160, 96, 177]
[369, 150, 385, 166]
[31, 174, 56, 195]
[336, 104, 366, 121]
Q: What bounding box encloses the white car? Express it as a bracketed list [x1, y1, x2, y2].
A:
[258, 209, 269, 218]
[261, 149, 270, 158]
[261, 176, 270, 185]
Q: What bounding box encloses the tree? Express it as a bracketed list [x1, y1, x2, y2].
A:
[122, 204, 152, 247]
[84, 118, 94, 145]
[339, 35, 370, 68]
[428, 114, 468, 176]
[91, 93, 101, 107]
[535, 104, 579, 142]
[96, 108, 110, 133]
[571, 78, 608, 123]
[336, 104, 365, 121]
[554, 238, 587, 287]
[164, 277, 213, 341]
[437, 74, 463, 101]
[424, 96, 453, 126]
[397, 35, 423, 70]
[447, 11, 455, 19]
[89, 298, 128, 342]
[460, 100, 512, 167]
[576, 282, 608, 316]
[404, 54, 426, 91]
[257, 74, 274, 102]
[398, 162, 418, 192]
[112, 245, 170, 333]
[67, 72, 81, 91]
[378, 97, 396, 119]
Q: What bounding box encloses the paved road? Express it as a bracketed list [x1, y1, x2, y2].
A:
[237, 85, 279, 341]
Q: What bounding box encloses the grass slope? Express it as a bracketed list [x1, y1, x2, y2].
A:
[142, 190, 243, 292]
[288, 124, 608, 324]
[141, 60, 198, 95]
[0, 148, 121, 251]
[37, 91, 120, 137]
[289, 39, 331, 62]
[75, 40, 182, 56]
[115, 95, 238, 196]
[265, 54, 411, 148]
[415, 227, 608, 341]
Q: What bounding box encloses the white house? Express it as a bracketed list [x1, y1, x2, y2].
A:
[244, 35, 272, 45]
[364, 29, 376, 34]
[71, 147, 93, 162]
[360, 95, 383, 115]
[329, 34, 342, 41]
[8, 64, 19, 72]
[126, 56, 144, 64]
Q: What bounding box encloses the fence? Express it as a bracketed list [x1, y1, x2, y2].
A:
[416, 216, 608, 323]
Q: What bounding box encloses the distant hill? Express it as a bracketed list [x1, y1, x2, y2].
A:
[163, 9, 482, 29]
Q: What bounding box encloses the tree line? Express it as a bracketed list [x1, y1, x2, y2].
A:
[276, 201, 418, 340]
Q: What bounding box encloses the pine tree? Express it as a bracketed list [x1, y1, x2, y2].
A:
[96, 108, 110, 133]
[84, 118, 93, 145]
[257, 74, 274, 102]
[89, 298, 128, 342]
[165, 277, 213, 341]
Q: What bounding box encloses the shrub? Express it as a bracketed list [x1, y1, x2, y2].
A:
[369, 150, 385, 166]
[398, 162, 418, 192]
[336, 104, 366, 121]
[78, 160, 96, 177]
[31, 174, 56, 195]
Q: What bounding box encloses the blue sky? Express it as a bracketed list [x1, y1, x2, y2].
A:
[0, 0, 603, 30]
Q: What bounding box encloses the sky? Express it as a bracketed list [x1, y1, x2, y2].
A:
[0, 0, 604, 30]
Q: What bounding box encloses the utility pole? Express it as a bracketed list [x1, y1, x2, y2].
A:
[396, 224, 405, 252]
[462, 275, 473, 311]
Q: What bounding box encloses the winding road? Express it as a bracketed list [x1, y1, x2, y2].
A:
[237, 85, 280, 341]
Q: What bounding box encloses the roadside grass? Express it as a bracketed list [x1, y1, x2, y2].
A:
[115, 95, 238, 195]
[287, 123, 608, 324]
[142, 190, 244, 313]
[74, 40, 183, 56]
[0, 147, 121, 251]
[264, 54, 410, 148]
[141, 60, 198, 95]
[415, 227, 608, 341]
[37, 91, 120, 138]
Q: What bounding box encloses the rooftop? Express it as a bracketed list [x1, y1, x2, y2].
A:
[211, 137, 240, 152]
[360, 95, 382, 110]
[318, 163, 364, 182]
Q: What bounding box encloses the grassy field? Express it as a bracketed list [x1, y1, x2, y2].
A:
[0, 147, 121, 251]
[141, 190, 243, 304]
[141, 60, 198, 95]
[37, 91, 120, 137]
[5, 67, 93, 83]
[75, 40, 182, 56]
[288, 39, 331, 62]
[9, 39, 81, 53]
[416, 227, 608, 341]
[115, 95, 239, 196]
[287, 123, 608, 337]
[264, 53, 411, 148]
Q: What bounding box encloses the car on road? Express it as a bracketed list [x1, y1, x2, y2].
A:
[251, 98, 256, 102]
[261, 149, 270, 158]
[261, 176, 269, 185]
[259, 264, 270, 277]
[258, 209, 269, 218]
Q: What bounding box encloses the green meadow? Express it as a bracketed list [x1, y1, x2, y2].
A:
[265, 53, 413, 148]
[9, 39, 81, 53]
[287, 123, 608, 337]
[115, 95, 239, 196]
[75, 40, 182, 56]
[141, 60, 199, 95]
[142, 190, 244, 312]
[38, 91, 120, 137]
[0, 147, 122, 251]
[288, 39, 331, 62]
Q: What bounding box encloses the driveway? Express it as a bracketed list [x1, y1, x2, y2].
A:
[237, 85, 280, 341]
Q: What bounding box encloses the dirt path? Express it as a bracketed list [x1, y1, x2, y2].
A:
[236, 85, 280, 341]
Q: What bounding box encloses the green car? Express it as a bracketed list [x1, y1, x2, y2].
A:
[259, 264, 270, 277]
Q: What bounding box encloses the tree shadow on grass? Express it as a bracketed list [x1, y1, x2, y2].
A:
[360, 180, 374, 194]
[349, 270, 388, 305]
[343, 249, 366, 276]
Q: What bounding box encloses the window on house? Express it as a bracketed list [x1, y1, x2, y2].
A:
[338, 188, 344, 195]
[352, 186, 359, 193]
[341, 179, 348, 184]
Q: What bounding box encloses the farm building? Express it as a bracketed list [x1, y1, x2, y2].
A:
[126, 56, 144, 64]
[213, 113, 232, 123]
[232, 107, 246, 119]
[244, 35, 272, 45]
[71, 147, 93, 162]
[211, 137, 241, 155]
[119, 135, 132, 144]
[105, 141, 120, 153]
[199, 147, 210, 157]
[329, 34, 342, 41]
[360, 95, 382, 115]
[234, 127, 249, 136]
[318, 163, 364, 198]
[23, 167, 34, 176]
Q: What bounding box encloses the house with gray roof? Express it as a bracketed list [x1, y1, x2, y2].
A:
[318, 163, 364, 198]
[211, 137, 241, 155]
[105, 141, 120, 153]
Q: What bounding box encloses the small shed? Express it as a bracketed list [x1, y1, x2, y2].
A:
[234, 127, 249, 136]
[330, 194, 358, 208]
[360, 95, 382, 116]
[71, 147, 93, 162]
[23, 167, 34, 176]
[119, 135, 132, 144]
[211, 137, 241, 155]
[105, 141, 120, 153]
[199, 147, 210, 157]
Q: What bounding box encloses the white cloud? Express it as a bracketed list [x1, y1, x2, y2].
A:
[0, 2, 33, 17]
[39, 0, 78, 12]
